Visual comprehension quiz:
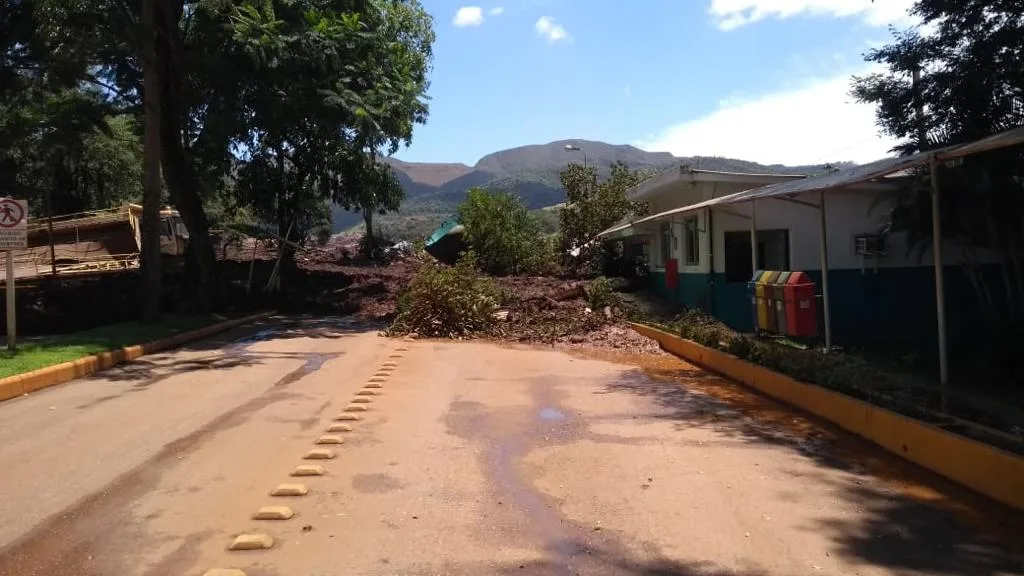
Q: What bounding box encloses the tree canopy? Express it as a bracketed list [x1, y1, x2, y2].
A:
[457, 187, 554, 276]
[2, 0, 435, 313]
[852, 0, 1024, 376]
[558, 162, 649, 274]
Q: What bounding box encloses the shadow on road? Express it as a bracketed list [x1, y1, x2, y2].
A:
[89, 314, 379, 389]
[602, 363, 1024, 576]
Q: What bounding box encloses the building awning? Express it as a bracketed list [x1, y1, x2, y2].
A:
[626, 166, 808, 201]
[597, 125, 1024, 238]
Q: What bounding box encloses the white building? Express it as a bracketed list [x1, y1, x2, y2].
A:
[599, 134, 1021, 372]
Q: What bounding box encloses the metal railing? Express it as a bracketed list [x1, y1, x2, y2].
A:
[4, 252, 140, 282]
[26, 206, 130, 234]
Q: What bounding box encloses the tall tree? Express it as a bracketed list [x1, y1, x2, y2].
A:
[852, 0, 1024, 375]
[559, 162, 649, 274]
[5, 0, 435, 308]
[140, 0, 163, 322]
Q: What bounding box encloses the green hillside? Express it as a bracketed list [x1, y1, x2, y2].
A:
[332, 139, 851, 241]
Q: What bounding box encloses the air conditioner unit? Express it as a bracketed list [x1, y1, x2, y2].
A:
[854, 234, 887, 257]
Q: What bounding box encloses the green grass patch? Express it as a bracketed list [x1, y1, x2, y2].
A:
[0, 315, 221, 379]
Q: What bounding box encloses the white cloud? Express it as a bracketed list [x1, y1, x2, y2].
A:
[634, 69, 898, 165]
[453, 6, 484, 27]
[535, 16, 570, 43]
[708, 0, 918, 31]
[489, 6, 505, 16]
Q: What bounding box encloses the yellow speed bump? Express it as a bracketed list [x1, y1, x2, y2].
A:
[270, 483, 308, 496]
[351, 396, 372, 404]
[252, 506, 294, 520]
[335, 413, 362, 421]
[203, 570, 247, 576]
[369, 376, 388, 382]
[382, 361, 398, 367]
[304, 448, 336, 460]
[291, 465, 324, 477]
[388, 354, 404, 359]
[345, 404, 369, 412]
[356, 389, 380, 396]
[364, 382, 383, 389]
[228, 533, 274, 551]
[315, 435, 345, 445]
[326, 423, 353, 433]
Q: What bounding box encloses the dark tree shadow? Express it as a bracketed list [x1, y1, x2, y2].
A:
[599, 365, 1024, 576]
[90, 314, 378, 388]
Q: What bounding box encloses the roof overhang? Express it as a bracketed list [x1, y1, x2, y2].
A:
[627, 166, 808, 201]
[597, 125, 1024, 240]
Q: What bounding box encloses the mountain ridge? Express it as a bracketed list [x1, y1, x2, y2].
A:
[335, 140, 855, 240]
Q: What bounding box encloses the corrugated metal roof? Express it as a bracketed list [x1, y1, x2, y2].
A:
[597, 125, 1024, 238]
[693, 125, 1024, 207]
[627, 165, 808, 200]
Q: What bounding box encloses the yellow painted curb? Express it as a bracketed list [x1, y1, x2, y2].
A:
[629, 322, 1024, 512]
[0, 311, 275, 404]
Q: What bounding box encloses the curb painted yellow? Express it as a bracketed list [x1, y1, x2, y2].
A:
[0, 311, 275, 404]
[629, 322, 1024, 512]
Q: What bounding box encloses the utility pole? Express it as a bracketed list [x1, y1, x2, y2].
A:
[564, 144, 587, 169]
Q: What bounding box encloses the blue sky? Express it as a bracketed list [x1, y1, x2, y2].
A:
[394, 0, 921, 167]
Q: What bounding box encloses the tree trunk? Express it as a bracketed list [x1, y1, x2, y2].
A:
[363, 208, 375, 255]
[154, 0, 220, 312]
[139, 0, 163, 323]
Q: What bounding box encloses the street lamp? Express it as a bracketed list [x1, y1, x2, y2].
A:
[563, 144, 587, 168]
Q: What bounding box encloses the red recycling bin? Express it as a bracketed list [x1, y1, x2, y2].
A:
[783, 272, 818, 337]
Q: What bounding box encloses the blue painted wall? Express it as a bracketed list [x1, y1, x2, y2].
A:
[648, 264, 1004, 360]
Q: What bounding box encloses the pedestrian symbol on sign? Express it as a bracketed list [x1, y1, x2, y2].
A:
[0, 199, 24, 228]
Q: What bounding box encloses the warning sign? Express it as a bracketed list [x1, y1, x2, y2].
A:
[0, 198, 28, 250]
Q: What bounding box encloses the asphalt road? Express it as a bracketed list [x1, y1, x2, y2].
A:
[0, 316, 1020, 576]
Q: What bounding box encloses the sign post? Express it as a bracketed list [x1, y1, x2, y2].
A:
[0, 198, 28, 351]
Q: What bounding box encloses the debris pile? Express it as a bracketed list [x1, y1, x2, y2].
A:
[218, 232, 662, 353]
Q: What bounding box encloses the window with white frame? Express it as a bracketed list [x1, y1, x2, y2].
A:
[683, 216, 699, 265]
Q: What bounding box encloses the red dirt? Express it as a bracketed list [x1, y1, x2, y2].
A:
[216, 234, 663, 352]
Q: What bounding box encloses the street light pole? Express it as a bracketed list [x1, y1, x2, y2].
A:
[563, 144, 587, 169]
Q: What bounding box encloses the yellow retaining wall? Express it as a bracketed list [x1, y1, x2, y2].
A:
[0, 311, 274, 404]
[629, 322, 1024, 512]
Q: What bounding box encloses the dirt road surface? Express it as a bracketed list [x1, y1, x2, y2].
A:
[0, 317, 1021, 576]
